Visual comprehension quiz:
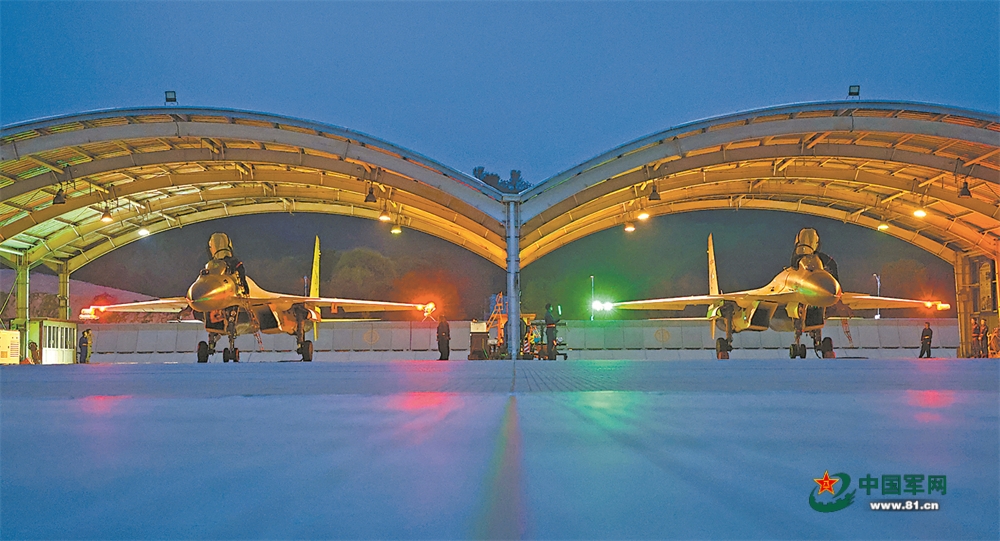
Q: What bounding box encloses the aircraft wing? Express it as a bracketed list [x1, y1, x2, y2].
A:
[839, 293, 950, 311]
[613, 291, 805, 311]
[81, 297, 190, 316]
[268, 295, 435, 315]
[613, 295, 727, 311]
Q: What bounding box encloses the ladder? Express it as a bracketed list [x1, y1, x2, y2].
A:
[485, 292, 507, 345]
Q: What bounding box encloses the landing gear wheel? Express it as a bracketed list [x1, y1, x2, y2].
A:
[197, 341, 209, 363]
[298, 340, 313, 362]
[716, 337, 731, 360]
[232, 348, 240, 362]
[223, 347, 231, 363]
[820, 337, 835, 358]
[789, 344, 798, 359]
[798, 344, 807, 358]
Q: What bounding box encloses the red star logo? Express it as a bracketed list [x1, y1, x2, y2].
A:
[814, 471, 839, 495]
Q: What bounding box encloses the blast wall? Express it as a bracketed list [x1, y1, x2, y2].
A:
[84, 318, 959, 362]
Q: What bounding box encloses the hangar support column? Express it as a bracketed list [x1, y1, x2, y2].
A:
[505, 197, 521, 360]
[13, 257, 29, 359]
[58, 264, 71, 321]
[954, 256, 973, 358]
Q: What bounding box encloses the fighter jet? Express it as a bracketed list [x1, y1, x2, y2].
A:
[612, 228, 949, 359]
[80, 233, 435, 362]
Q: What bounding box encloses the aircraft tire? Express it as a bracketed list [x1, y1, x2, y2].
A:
[197, 341, 210, 363]
[821, 337, 835, 358]
[233, 348, 240, 362]
[798, 344, 807, 358]
[789, 345, 797, 359]
[223, 348, 231, 363]
[301, 340, 313, 362]
[716, 338, 731, 355]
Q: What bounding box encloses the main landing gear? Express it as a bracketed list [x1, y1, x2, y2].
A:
[715, 303, 735, 360]
[292, 307, 313, 362]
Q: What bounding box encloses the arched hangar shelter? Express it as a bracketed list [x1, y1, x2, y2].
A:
[2, 101, 998, 358]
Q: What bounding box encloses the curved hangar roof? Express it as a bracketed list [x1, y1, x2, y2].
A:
[520, 101, 1000, 266]
[1, 101, 998, 272]
[0, 108, 509, 271]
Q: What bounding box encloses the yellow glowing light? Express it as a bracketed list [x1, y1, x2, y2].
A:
[138, 227, 150, 236]
[877, 223, 889, 231]
[378, 210, 391, 222]
[637, 212, 650, 221]
[913, 208, 927, 218]
[624, 221, 636, 232]
[390, 225, 402, 234]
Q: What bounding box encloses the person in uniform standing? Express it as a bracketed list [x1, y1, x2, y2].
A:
[437, 316, 451, 360]
[979, 318, 990, 358]
[918, 322, 933, 358]
[78, 329, 91, 364]
[544, 303, 560, 360]
[970, 317, 982, 357]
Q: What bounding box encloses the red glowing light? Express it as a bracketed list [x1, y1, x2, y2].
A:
[387, 392, 450, 411]
[79, 395, 132, 414]
[907, 390, 955, 409]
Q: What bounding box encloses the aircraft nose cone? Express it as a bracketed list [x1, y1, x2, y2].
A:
[187, 274, 237, 312]
[802, 271, 842, 307]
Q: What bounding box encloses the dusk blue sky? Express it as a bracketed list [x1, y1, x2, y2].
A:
[2, 1, 997, 317]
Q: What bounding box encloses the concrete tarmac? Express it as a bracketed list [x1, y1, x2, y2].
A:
[2, 359, 997, 539]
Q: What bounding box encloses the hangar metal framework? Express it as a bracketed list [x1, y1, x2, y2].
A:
[2, 101, 998, 358]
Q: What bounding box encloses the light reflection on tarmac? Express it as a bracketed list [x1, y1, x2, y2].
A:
[1, 359, 997, 540]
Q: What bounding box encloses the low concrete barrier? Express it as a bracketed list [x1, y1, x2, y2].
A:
[85, 317, 959, 362]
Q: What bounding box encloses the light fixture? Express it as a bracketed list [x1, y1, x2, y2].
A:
[52, 189, 66, 205]
[913, 208, 927, 218]
[637, 211, 650, 221]
[364, 186, 377, 203]
[648, 185, 661, 201]
[137, 227, 150, 237]
[624, 221, 636, 232]
[390, 224, 402, 235]
[378, 209, 391, 222]
[100, 207, 113, 223]
[958, 181, 972, 198]
[164, 90, 177, 103]
[848, 85, 860, 97]
[877, 223, 889, 231]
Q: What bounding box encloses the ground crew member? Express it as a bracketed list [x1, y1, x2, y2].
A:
[971, 317, 982, 358]
[544, 303, 560, 360]
[979, 318, 990, 358]
[437, 316, 450, 360]
[22, 341, 38, 364]
[918, 322, 933, 358]
[78, 329, 91, 363]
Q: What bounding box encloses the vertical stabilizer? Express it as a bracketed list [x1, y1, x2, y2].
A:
[310, 236, 320, 339]
[708, 234, 720, 295]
